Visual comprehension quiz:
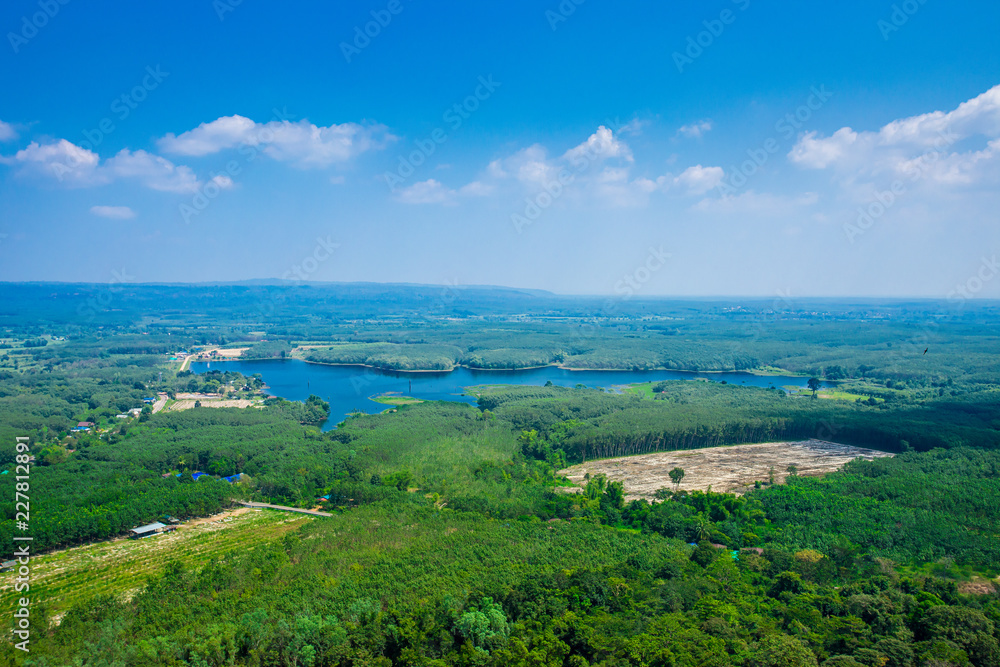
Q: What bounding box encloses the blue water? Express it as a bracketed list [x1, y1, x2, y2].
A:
[191, 359, 832, 431]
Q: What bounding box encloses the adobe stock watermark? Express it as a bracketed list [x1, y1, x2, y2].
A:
[715, 85, 834, 198]
[568, 245, 671, 345]
[213, 0, 244, 21]
[673, 0, 751, 74]
[7, 0, 71, 54]
[341, 0, 407, 63]
[725, 289, 794, 365]
[12, 435, 32, 653]
[75, 267, 136, 322]
[510, 117, 629, 234]
[282, 236, 340, 282]
[883, 254, 995, 376]
[546, 0, 586, 31]
[843, 129, 959, 244]
[427, 279, 465, 316]
[948, 255, 999, 304]
[384, 75, 502, 192]
[612, 246, 672, 299]
[237, 236, 341, 329]
[49, 66, 170, 183]
[878, 0, 930, 40]
[179, 106, 296, 224]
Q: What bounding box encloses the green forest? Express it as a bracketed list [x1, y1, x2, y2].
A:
[0, 284, 998, 666]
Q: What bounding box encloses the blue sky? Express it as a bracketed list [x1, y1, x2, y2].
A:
[1, 0, 999, 297]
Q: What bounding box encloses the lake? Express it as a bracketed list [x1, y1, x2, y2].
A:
[190, 359, 833, 430]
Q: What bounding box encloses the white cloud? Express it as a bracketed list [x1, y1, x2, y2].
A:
[693, 190, 819, 215]
[394, 125, 721, 209]
[458, 180, 493, 197]
[396, 179, 456, 205]
[157, 115, 257, 155]
[396, 178, 494, 205]
[2, 139, 204, 193]
[158, 114, 394, 168]
[0, 120, 18, 142]
[90, 205, 136, 220]
[789, 84, 1000, 188]
[788, 128, 858, 169]
[104, 150, 200, 193]
[4, 139, 104, 186]
[210, 174, 235, 189]
[677, 120, 713, 139]
[673, 164, 724, 195]
[562, 126, 633, 166]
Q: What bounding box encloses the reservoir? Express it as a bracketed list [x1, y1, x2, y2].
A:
[190, 359, 833, 430]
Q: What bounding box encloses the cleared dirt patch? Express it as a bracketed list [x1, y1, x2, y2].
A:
[559, 439, 892, 499]
[169, 398, 257, 410]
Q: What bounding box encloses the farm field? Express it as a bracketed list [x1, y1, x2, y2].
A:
[558, 439, 893, 499]
[0, 508, 312, 621]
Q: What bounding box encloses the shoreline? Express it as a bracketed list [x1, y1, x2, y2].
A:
[187, 354, 829, 383]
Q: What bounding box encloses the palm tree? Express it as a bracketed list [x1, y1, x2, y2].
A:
[695, 515, 713, 543]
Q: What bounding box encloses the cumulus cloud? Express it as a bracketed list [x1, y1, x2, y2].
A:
[0, 120, 18, 142]
[1, 139, 203, 193]
[90, 205, 136, 219]
[562, 126, 633, 166]
[673, 164, 725, 195]
[789, 84, 1000, 188]
[677, 120, 713, 139]
[3, 140, 104, 186]
[788, 128, 858, 169]
[156, 116, 257, 155]
[104, 150, 200, 193]
[396, 178, 493, 205]
[400, 125, 726, 208]
[158, 114, 394, 168]
[210, 174, 235, 190]
[396, 179, 455, 205]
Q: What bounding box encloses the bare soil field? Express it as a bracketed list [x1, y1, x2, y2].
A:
[558, 439, 893, 500]
[169, 398, 257, 411]
[211, 347, 248, 358]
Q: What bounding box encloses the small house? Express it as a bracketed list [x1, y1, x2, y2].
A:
[221, 473, 243, 483]
[129, 522, 167, 539]
[191, 472, 209, 480]
[0, 560, 16, 572]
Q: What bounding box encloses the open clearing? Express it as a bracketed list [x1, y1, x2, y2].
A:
[559, 439, 893, 500]
[166, 392, 262, 411]
[169, 398, 258, 410]
[0, 508, 311, 619]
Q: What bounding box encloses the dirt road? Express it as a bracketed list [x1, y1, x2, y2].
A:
[238, 502, 333, 517]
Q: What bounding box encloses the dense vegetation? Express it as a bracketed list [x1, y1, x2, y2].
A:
[7, 398, 1000, 666]
[1, 285, 999, 665]
[476, 383, 1000, 461]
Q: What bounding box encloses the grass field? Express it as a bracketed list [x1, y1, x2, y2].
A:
[0, 508, 313, 621]
[371, 393, 425, 406]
